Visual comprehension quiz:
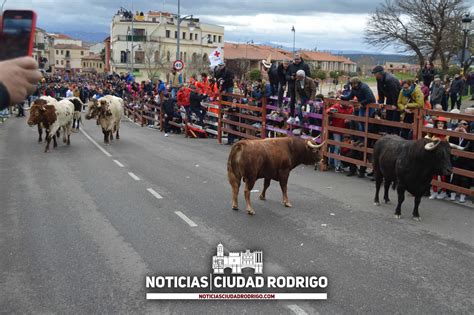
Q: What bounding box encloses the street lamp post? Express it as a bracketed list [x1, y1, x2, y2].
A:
[291, 26, 296, 57]
[461, 14, 472, 73]
[176, 0, 197, 61]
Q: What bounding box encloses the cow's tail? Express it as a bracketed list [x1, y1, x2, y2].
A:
[227, 142, 244, 183]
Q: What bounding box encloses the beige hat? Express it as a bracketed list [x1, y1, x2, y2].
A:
[262, 54, 272, 69]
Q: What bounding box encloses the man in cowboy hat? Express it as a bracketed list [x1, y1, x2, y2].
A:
[262, 56, 278, 97]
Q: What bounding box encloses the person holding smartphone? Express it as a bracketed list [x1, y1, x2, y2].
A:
[0, 56, 42, 110]
[0, 11, 42, 110]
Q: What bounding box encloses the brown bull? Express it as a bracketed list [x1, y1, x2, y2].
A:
[27, 99, 59, 150]
[227, 137, 325, 215]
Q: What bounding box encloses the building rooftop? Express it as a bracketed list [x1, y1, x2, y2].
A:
[300, 51, 356, 64]
[82, 54, 102, 60]
[224, 43, 289, 61]
[53, 44, 85, 50]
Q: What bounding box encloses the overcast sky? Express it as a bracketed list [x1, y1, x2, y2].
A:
[4, 0, 474, 52]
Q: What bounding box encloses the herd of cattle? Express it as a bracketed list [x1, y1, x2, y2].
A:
[27, 95, 124, 152]
[24, 96, 456, 221]
[227, 135, 453, 221]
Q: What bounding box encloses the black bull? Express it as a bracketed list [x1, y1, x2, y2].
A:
[227, 137, 324, 215]
[373, 135, 453, 220]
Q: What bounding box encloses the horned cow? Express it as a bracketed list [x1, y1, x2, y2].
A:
[227, 137, 325, 215]
[373, 135, 453, 220]
[85, 95, 123, 144]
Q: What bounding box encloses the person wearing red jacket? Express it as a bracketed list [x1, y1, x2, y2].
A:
[177, 85, 191, 120]
[196, 73, 210, 95]
[326, 101, 354, 172]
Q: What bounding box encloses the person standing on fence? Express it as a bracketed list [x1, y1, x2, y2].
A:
[277, 59, 290, 108]
[287, 54, 311, 123]
[340, 77, 376, 177]
[177, 84, 191, 121]
[189, 85, 207, 126]
[294, 70, 317, 124]
[449, 74, 464, 110]
[169, 69, 182, 98]
[449, 120, 471, 203]
[215, 62, 234, 100]
[326, 101, 354, 172]
[372, 66, 401, 134]
[398, 79, 424, 139]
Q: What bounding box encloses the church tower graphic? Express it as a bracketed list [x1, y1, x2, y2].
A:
[212, 243, 263, 274]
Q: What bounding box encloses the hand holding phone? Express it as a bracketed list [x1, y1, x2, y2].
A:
[0, 57, 42, 104]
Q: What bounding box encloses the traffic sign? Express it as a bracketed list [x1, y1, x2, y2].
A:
[173, 59, 185, 71]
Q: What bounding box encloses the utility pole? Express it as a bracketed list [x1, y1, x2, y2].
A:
[292, 26, 296, 58]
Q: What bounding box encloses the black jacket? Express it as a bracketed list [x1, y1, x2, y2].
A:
[450, 78, 464, 94]
[376, 72, 401, 105]
[421, 67, 435, 86]
[341, 82, 376, 106]
[0, 82, 10, 110]
[277, 64, 290, 85]
[190, 91, 207, 109]
[268, 63, 279, 84]
[215, 67, 234, 91]
[287, 59, 311, 85]
[162, 97, 177, 115]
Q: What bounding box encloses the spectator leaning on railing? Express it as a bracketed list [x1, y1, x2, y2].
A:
[398, 79, 424, 139]
[372, 65, 401, 134]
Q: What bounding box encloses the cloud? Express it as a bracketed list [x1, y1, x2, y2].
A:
[2, 0, 425, 51]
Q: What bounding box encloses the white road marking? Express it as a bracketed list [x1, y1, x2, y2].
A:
[147, 188, 163, 199]
[128, 172, 140, 181]
[175, 211, 198, 227]
[287, 304, 309, 315]
[80, 128, 112, 157]
[251, 189, 259, 193]
[113, 160, 124, 167]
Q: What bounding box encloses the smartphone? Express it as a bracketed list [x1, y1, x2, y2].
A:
[0, 10, 37, 61]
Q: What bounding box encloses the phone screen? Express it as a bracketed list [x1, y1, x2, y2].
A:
[0, 10, 36, 61]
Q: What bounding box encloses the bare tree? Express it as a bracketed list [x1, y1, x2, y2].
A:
[226, 59, 251, 80]
[187, 53, 211, 77]
[365, 0, 467, 71]
[143, 41, 169, 81]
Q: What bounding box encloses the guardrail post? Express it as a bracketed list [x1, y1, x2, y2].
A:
[217, 93, 223, 144]
[261, 96, 267, 139]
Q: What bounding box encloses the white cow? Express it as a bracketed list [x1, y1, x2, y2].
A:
[85, 95, 123, 144]
[27, 98, 74, 152]
[50, 99, 74, 145]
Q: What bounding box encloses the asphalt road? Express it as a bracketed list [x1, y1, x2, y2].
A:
[1, 114, 473, 314]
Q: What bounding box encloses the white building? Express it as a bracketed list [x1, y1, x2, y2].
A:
[212, 243, 263, 274]
[109, 10, 224, 81]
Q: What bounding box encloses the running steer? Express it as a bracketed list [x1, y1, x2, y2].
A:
[227, 137, 325, 215]
[373, 135, 453, 220]
[85, 95, 123, 144]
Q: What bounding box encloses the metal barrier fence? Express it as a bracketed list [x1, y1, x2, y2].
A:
[122, 93, 473, 197]
[217, 93, 267, 144]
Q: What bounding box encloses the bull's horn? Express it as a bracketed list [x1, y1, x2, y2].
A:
[313, 135, 321, 142]
[307, 140, 325, 149]
[424, 139, 441, 151]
